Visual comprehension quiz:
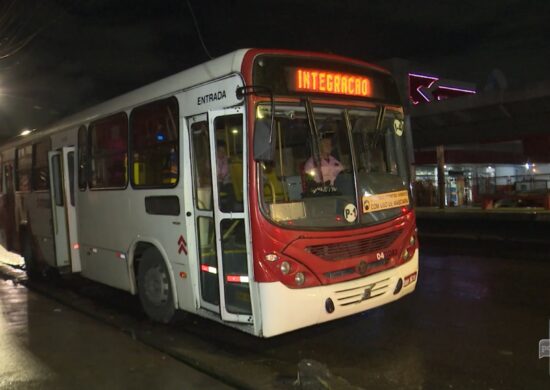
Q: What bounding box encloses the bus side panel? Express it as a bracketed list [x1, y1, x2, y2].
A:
[26, 191, 57, 267]
[125, 188, 191, 311]
[131, 191, 191, 309]
[78, 190, 133, 291]
[13, 192, 53, 264]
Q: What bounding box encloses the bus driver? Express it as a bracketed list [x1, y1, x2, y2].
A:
[304, 131, 343, 185]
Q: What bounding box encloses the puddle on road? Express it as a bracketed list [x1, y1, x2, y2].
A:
[0, 279, 54, 386]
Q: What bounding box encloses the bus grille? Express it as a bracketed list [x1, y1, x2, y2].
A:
[306, 230, 401, 261]
[333, 277, 391, 306]
[324, 258, 389, 280]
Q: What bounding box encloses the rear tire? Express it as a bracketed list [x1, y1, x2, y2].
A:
[137, 249, 175, 323]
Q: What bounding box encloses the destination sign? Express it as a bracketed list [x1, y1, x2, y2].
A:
[252, 55, 401, 104]
[293, 68, 372, 98]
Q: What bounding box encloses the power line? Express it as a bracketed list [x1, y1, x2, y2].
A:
[185, 0, 213, 60]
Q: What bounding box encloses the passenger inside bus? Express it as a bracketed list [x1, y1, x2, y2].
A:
[216, 140, 230, 185]
[304, 128, 344, 186]
[213, 113, 246, 213]
[216, 140, 237, 212]
[107, 124, 127, 186]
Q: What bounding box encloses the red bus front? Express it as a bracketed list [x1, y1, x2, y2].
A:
[242, 50, 418, 337]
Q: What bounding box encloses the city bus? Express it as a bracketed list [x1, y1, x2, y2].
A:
[0, 49, 418, 337]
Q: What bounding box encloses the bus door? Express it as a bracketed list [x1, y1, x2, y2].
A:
[48, 147, 81, 272]
[0, 162, 15, 250]
[188, 108, 254, 323]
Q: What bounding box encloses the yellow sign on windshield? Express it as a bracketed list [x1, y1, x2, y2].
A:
[362, 190, 409, 213]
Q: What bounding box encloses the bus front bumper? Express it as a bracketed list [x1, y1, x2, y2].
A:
[258, 251, 419, 337]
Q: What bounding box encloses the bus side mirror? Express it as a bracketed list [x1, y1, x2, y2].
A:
[253, 119, 275, 162]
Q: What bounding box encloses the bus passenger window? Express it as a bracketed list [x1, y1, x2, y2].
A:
[78, 125, 88, 190]
[3, 164, 13, 194]
[190, 120, 212, 211]
[15, 146, 32, 192]
[130, 97, 179, 188]
[32, 138, 51, 191]
[89, 112, 128, 189]
[214, 115, 243, 213]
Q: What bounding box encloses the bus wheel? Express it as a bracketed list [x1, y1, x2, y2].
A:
[137, 249, 175, 323]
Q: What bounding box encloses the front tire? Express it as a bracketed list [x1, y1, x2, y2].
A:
[137, 249, 175, 323]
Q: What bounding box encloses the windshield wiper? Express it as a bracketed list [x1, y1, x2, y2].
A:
[304, 98, 326, 184]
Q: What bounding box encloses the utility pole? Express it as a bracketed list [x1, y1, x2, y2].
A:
[436, 145, 446, 209]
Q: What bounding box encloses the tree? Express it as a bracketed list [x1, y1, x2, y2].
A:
[0, 0, 66, 60]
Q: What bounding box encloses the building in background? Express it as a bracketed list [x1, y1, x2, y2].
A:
[381, 59, 550, 208]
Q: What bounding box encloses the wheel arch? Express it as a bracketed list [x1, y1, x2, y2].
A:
[127, 237, 179, 310]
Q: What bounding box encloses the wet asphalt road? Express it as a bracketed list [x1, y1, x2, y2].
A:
[0, 278, 233, 390]
[1, 242, 550, 390]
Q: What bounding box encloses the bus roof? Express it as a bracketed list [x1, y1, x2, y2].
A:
[1, 48, 392, 150]
[1, 49, 249, 150]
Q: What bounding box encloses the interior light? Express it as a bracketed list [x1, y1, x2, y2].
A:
[20, 129, 32, 136]
[231, 128, 239, 134]
[256, 106, 265, 119]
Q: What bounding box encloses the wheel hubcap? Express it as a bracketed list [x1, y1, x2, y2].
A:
[144, 265, 168, 306]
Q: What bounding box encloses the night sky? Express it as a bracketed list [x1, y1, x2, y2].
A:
[0, 0, 548, 139]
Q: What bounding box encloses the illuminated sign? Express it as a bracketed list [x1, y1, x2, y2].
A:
[362, 190, 409, 213]
[294, 68, 372, 97]
[409, 73, 476, 104]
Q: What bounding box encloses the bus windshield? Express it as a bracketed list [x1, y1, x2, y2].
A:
[258, 101, 410, 229]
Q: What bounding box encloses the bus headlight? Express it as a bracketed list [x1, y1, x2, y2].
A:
[280, 261, 290, 275]
[401, 230, 417, 263]
[258, 252, 321, 288]
[265, 253, 279, 262]
[294, 272, 305, 286]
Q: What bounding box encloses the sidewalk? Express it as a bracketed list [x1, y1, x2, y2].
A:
[416, 206, 550, 259]
[417, 205, 550, 222]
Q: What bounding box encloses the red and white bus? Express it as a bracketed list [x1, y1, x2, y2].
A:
[0, 49, 418, 337]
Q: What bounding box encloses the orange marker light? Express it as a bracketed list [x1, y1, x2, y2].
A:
[295, 68, 372, 97]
